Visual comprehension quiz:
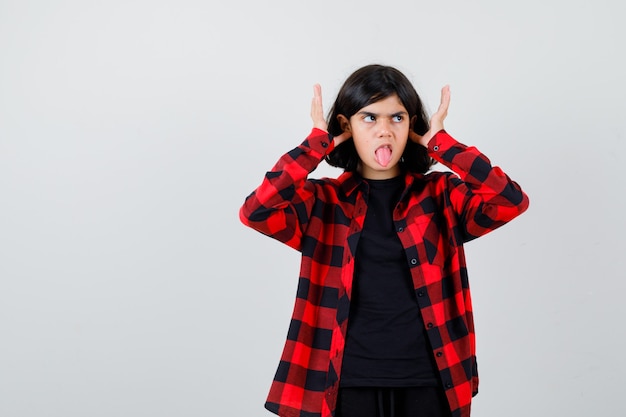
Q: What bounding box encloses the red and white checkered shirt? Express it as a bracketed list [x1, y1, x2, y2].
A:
[240, 129, 529, 417]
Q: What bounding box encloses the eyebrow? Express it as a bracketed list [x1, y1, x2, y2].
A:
[357, 110, 409, 117]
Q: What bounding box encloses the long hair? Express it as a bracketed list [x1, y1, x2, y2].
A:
[325, 65, 434, 173]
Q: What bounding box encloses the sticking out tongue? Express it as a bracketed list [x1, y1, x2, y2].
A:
[375, 146, 392, 167]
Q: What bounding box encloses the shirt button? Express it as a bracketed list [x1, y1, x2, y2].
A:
[433, 145, 440, 151]
[445, 382, 452, 389]
[398, 227, 404, 232]
[321, 142, 328, 148]
[417, 291, 424, 297]
[436, 352, 443, 357]
[410, 258, 417, 265]
[427, 323, 434, 328]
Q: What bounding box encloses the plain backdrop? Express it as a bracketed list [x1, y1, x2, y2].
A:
[1, 1, 624, 416]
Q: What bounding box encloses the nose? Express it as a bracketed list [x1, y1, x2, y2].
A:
[377, 118, 392, 137]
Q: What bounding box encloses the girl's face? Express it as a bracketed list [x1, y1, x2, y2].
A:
[340, 94, 411, 179]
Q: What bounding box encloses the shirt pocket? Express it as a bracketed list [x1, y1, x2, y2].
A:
[406, 210, 457, 269]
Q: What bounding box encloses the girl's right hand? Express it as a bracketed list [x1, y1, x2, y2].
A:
[311, 84, 351, 146]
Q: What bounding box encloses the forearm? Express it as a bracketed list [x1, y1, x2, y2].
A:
[239, 129, 333, 249]
[428, 130, 529, 238]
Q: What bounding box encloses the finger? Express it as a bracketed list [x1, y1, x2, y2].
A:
[311, 84, 322, 117]
[311, 84, 323, 111]
[311, 83, 327, 130]
[312, 84, 323, 109]
[436, 85, 451, 117]
[332, 130, 352, 146]
[313, 83, 322, 100]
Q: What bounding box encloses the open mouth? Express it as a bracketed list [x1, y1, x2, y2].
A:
[374, 145, 392, 167]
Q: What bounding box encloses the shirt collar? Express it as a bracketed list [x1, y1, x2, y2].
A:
[337, 170, 420, 197]
[337, 171, 363, 197]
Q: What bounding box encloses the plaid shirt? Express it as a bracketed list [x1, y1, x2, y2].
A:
[240, 129, 529, 417]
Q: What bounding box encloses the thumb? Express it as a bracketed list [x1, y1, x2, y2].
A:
[332, 130, 352, 146]
[409, 130, 423, 144]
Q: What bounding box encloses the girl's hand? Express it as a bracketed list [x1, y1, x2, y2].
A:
[410, 85, 451, 147]
[311, 84, 351, 146]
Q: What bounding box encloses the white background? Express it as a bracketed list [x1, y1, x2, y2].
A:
[1, 1, 624, 416]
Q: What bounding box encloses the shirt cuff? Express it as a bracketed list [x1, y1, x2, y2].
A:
[308, 128, 335, 154]
[427, 129, 455, 154]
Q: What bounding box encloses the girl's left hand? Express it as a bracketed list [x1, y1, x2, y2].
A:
[410, 85, 451, 147]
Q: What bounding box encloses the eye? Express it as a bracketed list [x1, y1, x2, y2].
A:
[392, 115, 404, 122]
[363, 115, 376, 122]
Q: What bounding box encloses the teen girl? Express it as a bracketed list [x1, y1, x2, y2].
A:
[240, 64, 529, 417]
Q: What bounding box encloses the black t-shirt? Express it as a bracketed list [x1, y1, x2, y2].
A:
[340, 176, 440, 388]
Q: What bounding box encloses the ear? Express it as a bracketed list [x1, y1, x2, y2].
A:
[410, 115, 417, 130]
[337, 114, 351, 133]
